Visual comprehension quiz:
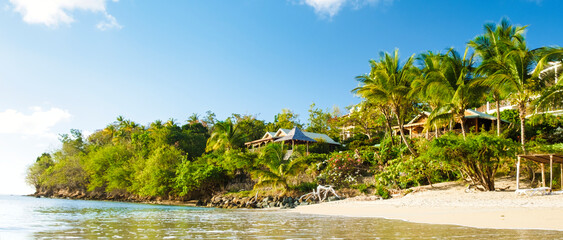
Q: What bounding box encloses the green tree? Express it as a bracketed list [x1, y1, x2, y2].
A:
[340, 101, 385, 140]
[252, 143, 305, 193]
[354, 49, 419, 156]
[25, 153, 53, 190]
[533, 47, 563, 111]
[425, 132, 517, 191]
[413, 51, 453, 137]
[426, 48, 485, 139]
[231, 113, 266, 143]
[135, 146, 184, 197]
[469, 18, 527, 136]
[267, 108, 302, 131]
[174, 158, 224, 197]
[83, 144, 133, 193]
[306, 103, 332, 134]
[480, 42, 543, 152]
[206, 118, 245, 152]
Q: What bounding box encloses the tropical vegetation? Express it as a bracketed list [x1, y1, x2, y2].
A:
[27, 18, 563, 203]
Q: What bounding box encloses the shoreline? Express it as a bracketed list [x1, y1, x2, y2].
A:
[291, 179, 563, 231]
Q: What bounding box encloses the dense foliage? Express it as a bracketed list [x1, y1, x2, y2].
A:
[423, 133, 517, 190]
[27, 18, 563, 201]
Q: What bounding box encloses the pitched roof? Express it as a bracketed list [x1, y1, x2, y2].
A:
[302, 131, 340, 145]
[396, 109, 510, 130]
[277, 128, 340, 145]
[406, 111, 431, 125]
[277, 128, 291, 136]
[261, 131, 277, 139]
[274, 127, 317, 143]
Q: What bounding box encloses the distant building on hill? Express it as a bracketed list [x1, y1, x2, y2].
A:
[476, 61, 563, 117]
[394, 109, 510, 139]
[244, 128, 340, 151]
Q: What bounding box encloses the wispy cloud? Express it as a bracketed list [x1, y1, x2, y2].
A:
[0, 107, 71, 139]
[299, 0, 393, 18]
[96, 12, 122, 30]
[8, 0, 121, 30]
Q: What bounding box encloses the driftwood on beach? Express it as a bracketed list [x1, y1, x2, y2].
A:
[299, 185, 340, 202]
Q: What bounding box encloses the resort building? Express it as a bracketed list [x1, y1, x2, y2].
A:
[244, 128, 340, 151]
[476, 61, 563, 117]
[394, 109, 509, 139]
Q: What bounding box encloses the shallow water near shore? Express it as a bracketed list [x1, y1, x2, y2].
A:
[1, 195, 561, 239]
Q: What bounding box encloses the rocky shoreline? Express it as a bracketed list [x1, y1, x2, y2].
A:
[31, 188, 341, 209]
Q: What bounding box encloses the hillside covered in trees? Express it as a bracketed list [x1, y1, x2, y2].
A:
[27, 18, 563, 206]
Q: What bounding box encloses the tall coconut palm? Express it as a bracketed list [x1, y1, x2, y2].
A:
[413, 51, 456, 137]
[426, 48, 484, 139]
[354, 49, 419, 157]
[205, 118, 245, 152]
[469, 18, 527, 136]
[481, 43, 542, 153]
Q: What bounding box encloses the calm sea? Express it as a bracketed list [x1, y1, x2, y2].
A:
[0, 195, 560, 239]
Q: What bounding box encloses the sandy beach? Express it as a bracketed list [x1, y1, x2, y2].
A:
[292, 178, 563, 231]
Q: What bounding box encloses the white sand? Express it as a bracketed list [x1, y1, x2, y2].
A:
[291, 179, 563, 231]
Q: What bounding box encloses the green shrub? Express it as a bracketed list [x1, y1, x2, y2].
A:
[290, 182, 317, 192]
[426, 132, 517, 191]
[376, 185, 390, 199]
[351, 183, 369, 194]
[174, 158, 225, 196]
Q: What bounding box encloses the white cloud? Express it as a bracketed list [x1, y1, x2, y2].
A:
[9, 0, 121, 30]
[303, 0, 346, 17]
[300, 0, 392, 18]
[0, 107, 71, 138]
[96, 12, 122, 30]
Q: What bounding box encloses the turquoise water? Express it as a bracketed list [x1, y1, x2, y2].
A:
[0, 195, 561, 239]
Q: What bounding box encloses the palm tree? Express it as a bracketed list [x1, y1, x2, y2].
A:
[252, 143, 305, 193]
[413, 51, 455, 137]
[426, 48, 484, 139]
[532, 47, 563, 112]
[187, 113, 200, 125]
[469, 18, 527, 136]
[481, 43, 542, 153]
[164, 118, 177, 127]
[149, 120, 164, 131]
[354, 49, 419, 157]
[205, 118, 245, 152]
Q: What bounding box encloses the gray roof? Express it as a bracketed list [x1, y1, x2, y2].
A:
[271, 128, 340, 145]
[302, 131, 340, 145]
[278, 128, 291, 135]
[465, 109, 510, 123]
[274, 127, 317, 143]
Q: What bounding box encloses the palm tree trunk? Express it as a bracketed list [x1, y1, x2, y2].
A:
[383, 114, 395, 146]
[435, 123, 439, 138]
[395, 114, 418, 157]
[381, 109, 395, 146]
[519, 103, 527, 154]
[496, 99, 501, 136]
[460, 117, 467, 140]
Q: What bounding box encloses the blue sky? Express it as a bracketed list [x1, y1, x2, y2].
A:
[0, 0, 561, 194]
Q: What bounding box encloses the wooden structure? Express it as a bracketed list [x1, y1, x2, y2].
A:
[244, 128, 340, 151]
[394, 109, 509, 138]
[274, 127, 317, 154]
[516, 154, 563, 191]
